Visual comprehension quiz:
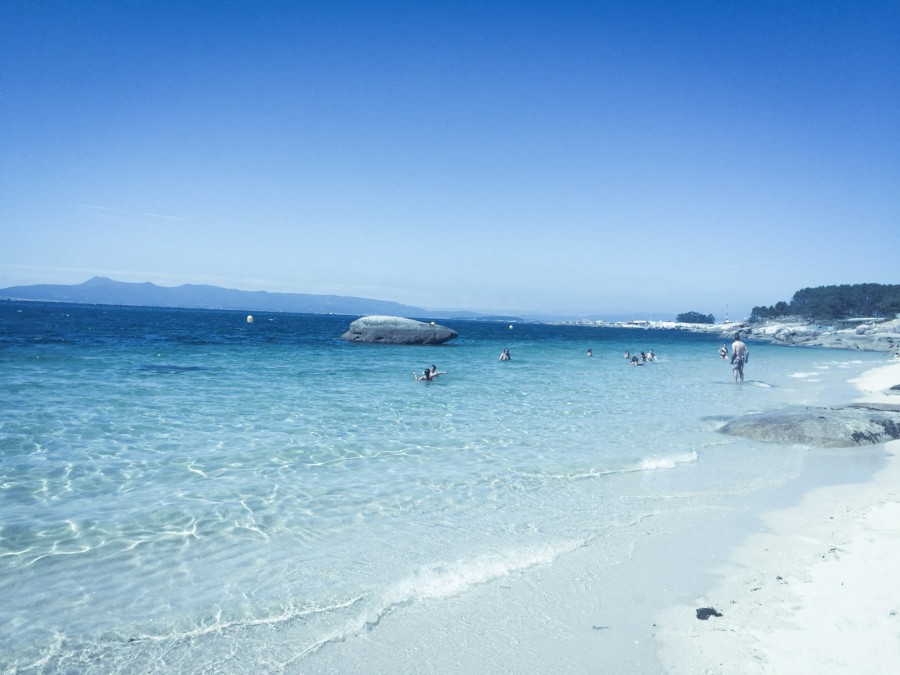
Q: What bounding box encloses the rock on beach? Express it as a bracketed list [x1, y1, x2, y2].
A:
[340, 315, 458, 345]
[718, 404, 900, 447]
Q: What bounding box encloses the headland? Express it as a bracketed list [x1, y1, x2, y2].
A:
[566, 317, 900, 355]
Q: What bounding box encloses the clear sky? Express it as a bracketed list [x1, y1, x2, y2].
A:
[1, 1, 897, 319]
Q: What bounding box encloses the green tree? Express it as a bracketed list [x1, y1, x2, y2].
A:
[676, 311, 715, 324]
[752, 284, 900, 322]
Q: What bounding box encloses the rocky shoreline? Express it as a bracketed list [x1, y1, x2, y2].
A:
[567, 317, 900, 355]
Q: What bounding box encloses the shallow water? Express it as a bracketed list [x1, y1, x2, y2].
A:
[0, 301, 885, 672]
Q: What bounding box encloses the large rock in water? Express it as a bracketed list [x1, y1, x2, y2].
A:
[718, 404, 900, 447]
[340, 315, 458, 345]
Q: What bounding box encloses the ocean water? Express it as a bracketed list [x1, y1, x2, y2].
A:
[0, 301, 886, 672]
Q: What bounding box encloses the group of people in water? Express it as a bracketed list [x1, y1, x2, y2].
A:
[415, 334, 751, 383]
[415, 347, 513, 381]
[624, 349, 656, 365]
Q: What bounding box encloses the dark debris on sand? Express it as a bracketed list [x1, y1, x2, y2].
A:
[696, 607, 723, 620]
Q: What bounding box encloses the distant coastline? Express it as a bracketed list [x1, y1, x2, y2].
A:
[563, 317, 900, 354]
[0, 277, 538, 322]
[0, 276, 512, 321]
[4, 277, 899, 354]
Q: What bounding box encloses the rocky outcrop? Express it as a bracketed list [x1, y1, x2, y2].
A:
[740, 319, 900, 353]
[340, 316, 458, 345]
[569, 318, 900, 355]
[718, 404, 900, 447]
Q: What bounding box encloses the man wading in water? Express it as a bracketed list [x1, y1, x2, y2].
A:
[731, 334, 749, 383]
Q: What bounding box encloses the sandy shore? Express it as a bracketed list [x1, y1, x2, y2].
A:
[656, 360, 900, 674]
[296, 360, 900, 673]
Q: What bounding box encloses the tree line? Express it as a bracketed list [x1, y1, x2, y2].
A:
[750, 284, 900, 322]
[676, 311, 716, 324]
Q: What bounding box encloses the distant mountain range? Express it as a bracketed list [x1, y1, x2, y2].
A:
[0, 277, 662, 322]
[0, 276, 458, 318]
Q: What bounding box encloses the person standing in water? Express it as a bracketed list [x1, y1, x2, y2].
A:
[730, 334, 749, 383]
[719, 344, 728, 359]
[499, 348, 511, 361]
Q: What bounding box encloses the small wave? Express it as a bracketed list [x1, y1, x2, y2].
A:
[124, 596, 364, 646]
[9, 596, 368, 673]
[820, 359, 866, 368]
[790, 371, 820, 379]
[59, 546, 578, 666]
[529, 450, 699, 481]
[383, 542, 577, 606]
[284, 543, 583, 663]
[541, 467, 618, 480]
[637, 449, 698, 471]
[138, 364, 204, 374]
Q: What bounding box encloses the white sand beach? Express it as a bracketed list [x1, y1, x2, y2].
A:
[293, 359, 900, 674]
[852, 360, 900, 404]
[657, 360, 900, 674]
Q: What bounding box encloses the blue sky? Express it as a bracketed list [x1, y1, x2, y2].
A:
[1, 1, 897, 319]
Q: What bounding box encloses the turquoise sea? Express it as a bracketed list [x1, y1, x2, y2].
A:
[0, 301, 887, 672]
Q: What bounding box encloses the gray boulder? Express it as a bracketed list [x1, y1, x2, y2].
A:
[718, 404, 900, 447]
[340, 315, 458, 345]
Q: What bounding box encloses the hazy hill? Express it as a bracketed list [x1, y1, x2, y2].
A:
[0, 277, 430, 317]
